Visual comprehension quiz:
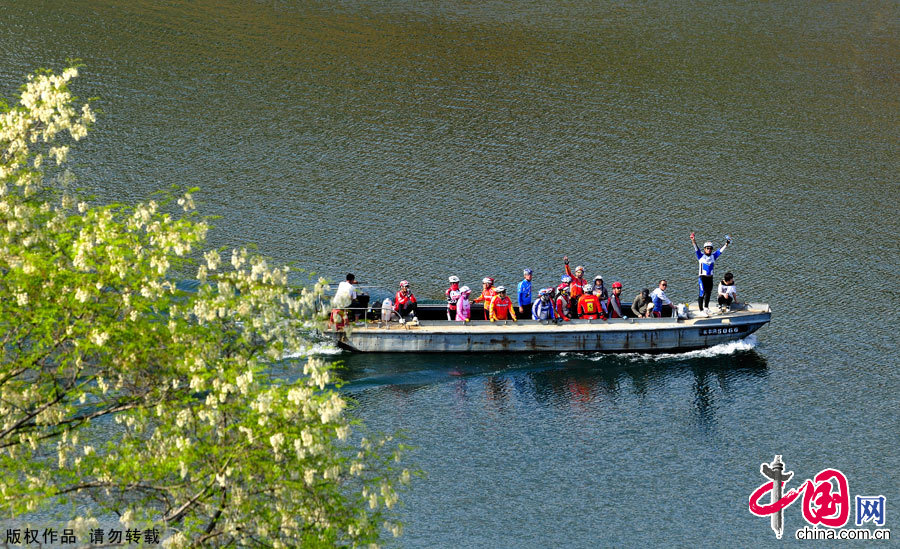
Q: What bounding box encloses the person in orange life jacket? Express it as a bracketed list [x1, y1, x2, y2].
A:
[563, 256, 587, 316]
[393, 280, 417, 320]
[489, 286, 517, 322]
[593, 275, 609, 315]
[607, 281, 625, 318]
[577, 283, 602, 319]
[446, 275, 461, 321]
[473, 277, 496, 320]
[555, 285, 572, 321]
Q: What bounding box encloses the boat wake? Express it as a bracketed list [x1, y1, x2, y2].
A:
[282, 342, 343, 359]
[618, 334, 758, 362]
[554, 335, 758, 363]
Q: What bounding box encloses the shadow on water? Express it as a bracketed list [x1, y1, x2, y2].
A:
[333, 343, 768, 416]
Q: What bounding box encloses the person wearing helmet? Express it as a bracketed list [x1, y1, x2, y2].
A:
[531, 288, 556, 321]
[691, 232, 731, 315]
[446, 275, 461, 320]
[517, 268, 534, 315]
[608, 281, 625, 318]
[593, 275, 609, 315]
[557, 274, 572, 295]
[473, 277, 497, 320]
[577, 283, 602, 319]
[555, 285, 572, 321]
[489, 286, 517, 322]
[563, 256, 588, 317]
[455, 286, 472, 321]
[393, 280, 417, 321]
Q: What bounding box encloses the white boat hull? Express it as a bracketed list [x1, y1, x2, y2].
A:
[331, 304, 771, 353]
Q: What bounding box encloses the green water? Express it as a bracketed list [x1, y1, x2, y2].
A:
[1, 1, 898, 546]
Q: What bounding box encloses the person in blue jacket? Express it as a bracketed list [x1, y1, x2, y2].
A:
[531, 288, 555, 321]
[691, 232, 731, 314]
[517, 268, 533, 315]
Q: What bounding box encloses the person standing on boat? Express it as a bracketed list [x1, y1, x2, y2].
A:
[393, 280, 417, 321]
[517, 268, 533, 315]
[632, 288, 654, 318]
[717, 272, 738, 311]
[563, 256, 588, 317]
[577, 284, 602, 320]
[455, 286, 472, 321]
[593, 275, 609, 316]
[555, 285, 572, 321]
[446, 275, 461, 321]
[608, 281, 625, 318]
[650, 279, 673, 317]
[489, 286, 517, 322]
[531, 288, 555, 321]
[691, 232, 730, 315]
[473, 277, 497, 320]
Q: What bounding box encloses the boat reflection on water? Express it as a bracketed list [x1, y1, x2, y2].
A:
[334, 341, 768, 428]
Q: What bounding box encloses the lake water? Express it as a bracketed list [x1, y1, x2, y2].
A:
[2, 1, 898, 546]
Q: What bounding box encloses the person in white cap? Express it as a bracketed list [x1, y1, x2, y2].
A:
[690, 232, 731, 314]
[446, 275, 461, 320]
[489, 286, 517, 322]
[473, 277, 496, 320]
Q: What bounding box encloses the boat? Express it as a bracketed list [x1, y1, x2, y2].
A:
[328, 301, 771, 353]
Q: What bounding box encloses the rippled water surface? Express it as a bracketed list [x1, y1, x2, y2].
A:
[2, 0, 898, 546]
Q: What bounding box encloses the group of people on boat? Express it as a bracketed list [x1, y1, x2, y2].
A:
[332, 233, 739, 325]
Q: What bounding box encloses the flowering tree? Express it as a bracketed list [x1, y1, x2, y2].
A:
[0, 67, 408, 547]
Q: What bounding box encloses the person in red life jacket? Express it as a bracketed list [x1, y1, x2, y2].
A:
[555, 285, 571, 321]
[577, 283, 602, 319]
[563, 255, 587, 317]
[473, 277, 496, 320]
[489, 286, 517, 322]
[607, 281, 625, 318]
[446, 275, 461, 320]
[393, 280, 417, 321]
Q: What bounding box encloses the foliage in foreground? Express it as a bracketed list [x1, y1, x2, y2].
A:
[0, 66, 408, 547]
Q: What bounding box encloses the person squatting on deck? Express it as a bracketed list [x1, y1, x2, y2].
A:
[717, 272, 738, 311]
[691, 232, 730, 314]
[394, 280, 417, 320]
[455, 286, 472, 321]
[518, 268, 533, 315]
[532, 288, 556, 321]
[489, 286, 517, 322]
[446, 275, 461, 320]
[473, 277, 497, 320]
[632, 288, 653, 318]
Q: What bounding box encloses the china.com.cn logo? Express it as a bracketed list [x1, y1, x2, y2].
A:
[748, 455, 888, 540]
